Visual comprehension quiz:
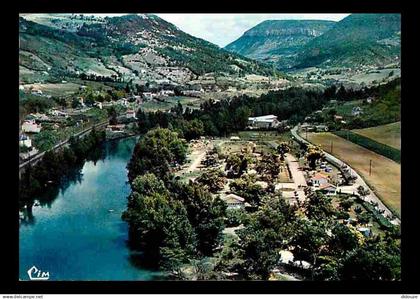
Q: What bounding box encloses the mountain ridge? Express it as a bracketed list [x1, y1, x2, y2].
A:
[19, 14, 278, 86]
[225, 14, 401, 70]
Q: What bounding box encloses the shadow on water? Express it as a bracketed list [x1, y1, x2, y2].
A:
[19, 141, 111, 225]
[20, 202, 35, 226]
[105, 136, 140, 161]
[19, 136, 141, 225]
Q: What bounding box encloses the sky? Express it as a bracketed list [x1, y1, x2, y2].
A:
[155, 14, 350, 47]
[85, 13, 350, 47]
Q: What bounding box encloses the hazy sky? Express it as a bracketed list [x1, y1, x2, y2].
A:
[85, 13, 350, 47]
[156, 14, 350, 47]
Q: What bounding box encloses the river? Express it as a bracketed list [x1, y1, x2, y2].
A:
[19, 136, 162, 281]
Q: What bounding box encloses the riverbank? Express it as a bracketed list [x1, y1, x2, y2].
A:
[19, 136, 162, 281]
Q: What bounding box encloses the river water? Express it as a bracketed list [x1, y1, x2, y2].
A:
[19, 136, 161, 281]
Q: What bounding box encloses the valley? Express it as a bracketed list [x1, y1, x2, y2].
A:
[18, 13, 401, 282]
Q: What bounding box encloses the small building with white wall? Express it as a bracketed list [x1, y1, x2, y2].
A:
[248, 115, 280, 129]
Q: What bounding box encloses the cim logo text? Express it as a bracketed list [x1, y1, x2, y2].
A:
[27, 265, 50, 280]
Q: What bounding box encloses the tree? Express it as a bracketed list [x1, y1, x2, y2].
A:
[237, 195, 296, 279]
[182, 119, 205, 140]
[291, 219, 330, 279]
[304, 191, 335, 221]
[196, 168, 227, 193]
[338, 238, 400, 280]
[339, 197, 354, 211]
[306, 145, 324, 169]
[107, 106, 118, 125]
[225, 153, 250, 178]
[357, 186, 370, 199]
[230, 175, 266, 206]
[256, 153, 281, 181]
[357, 211, 371, 225]
[330, 223, 360, 252]
[122, 174, 196, 270]
[171, 181, 227, 256]
[277, 142, 290, 161]
[127, 128, 187, 182]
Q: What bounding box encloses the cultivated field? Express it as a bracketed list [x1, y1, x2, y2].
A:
[352, 122, 401, 150]
[140, 96, 203, 112]
[306, 132, 401, 216]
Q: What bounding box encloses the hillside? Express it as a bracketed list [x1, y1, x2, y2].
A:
[295, 14, 401, 69]
[225, 20, 335, 69]
[19, 14, 277, 85]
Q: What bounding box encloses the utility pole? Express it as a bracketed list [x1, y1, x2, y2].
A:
[369, 159, 372, 176]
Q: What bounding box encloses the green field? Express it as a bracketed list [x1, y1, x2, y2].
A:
[329, 99, 365, 116]
[334, 130, 400, 163]
[352, 122, 401, 150]
[140, 96, 203, 112]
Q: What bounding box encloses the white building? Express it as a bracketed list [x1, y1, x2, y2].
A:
[309, 173, 329, 187]
[224, 194, 247, 209]
[19, 134, 32, 148]
[126, 109, 137, 119]
[21, 120, 41, 133]
[247, 115, 280, 129]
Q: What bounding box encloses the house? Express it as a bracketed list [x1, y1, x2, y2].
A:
[49, 110, 68, 117]
[334, 115, 344, 121]
[94, 102, 103, 110]
[142, 92, 155, 100]
[19, 134, 32, 148]
[247, 115, 280, 129]
[125, 109, 137, 119]
[31, 89, 43, 95]
[106, 124, 126, 133]
[119, 98, 129, 107]
[21, 120, 41, 133]
[351, 106, 363, 116]
[309, 173, 329, 187]
[318, 183, 337, 195]
[230, 136, 240, 141]
[224, 194, 247, 209]
[315, 125, 329, 132]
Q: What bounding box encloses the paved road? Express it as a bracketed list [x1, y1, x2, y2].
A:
[291, 125, 400, 225]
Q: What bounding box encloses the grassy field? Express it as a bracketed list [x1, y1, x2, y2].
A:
[140, 96, 203, 112]
[352, 122, 401, 150]
[306, 132, 401, 216]
[330, 99, 365, 116]
[334, 130, 400, 163]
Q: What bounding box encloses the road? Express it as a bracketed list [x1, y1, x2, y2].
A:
[266, 141, 307, 204]
[291, 125, 400, 225]
[19, 120, 109, 170]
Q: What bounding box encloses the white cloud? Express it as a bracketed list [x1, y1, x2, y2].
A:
[156, 14, 350, 47]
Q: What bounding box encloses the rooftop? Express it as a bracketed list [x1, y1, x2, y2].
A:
[248, 115, 278, 122]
